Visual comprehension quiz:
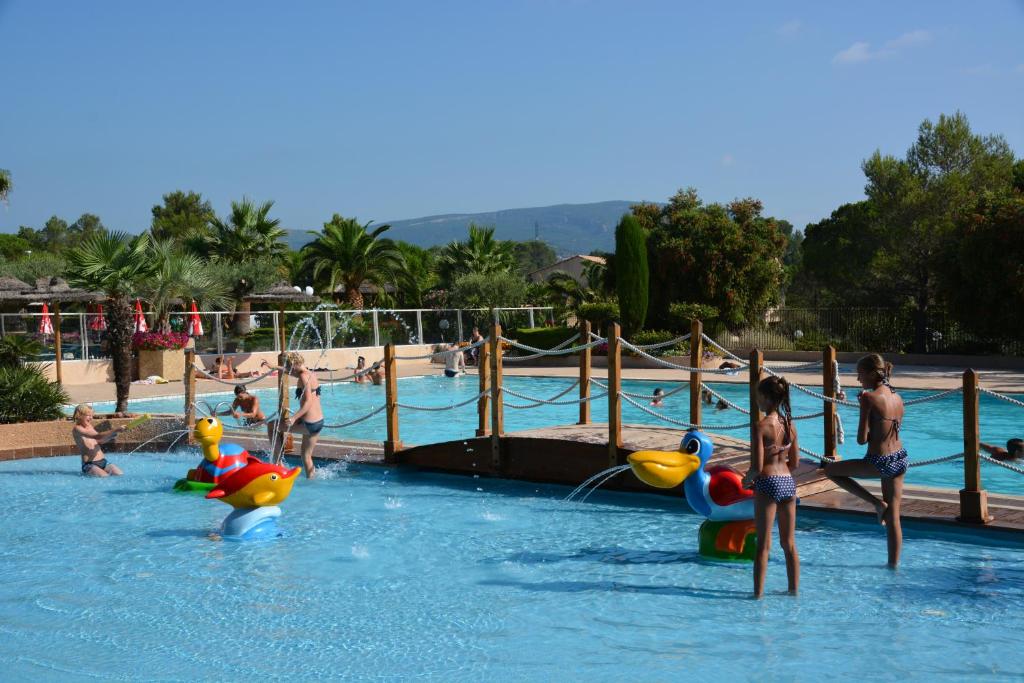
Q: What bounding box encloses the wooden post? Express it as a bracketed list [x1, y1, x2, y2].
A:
[51, 302, 63, 384]
[489, 323, 504, 469]
[476, 342, 490, 436]
[578, 320, 591, 425]
[184, 349, 196, 445]
[823, 345, 838, 464]
[959, 369, 991, 523]
[277, 304, 287, 355]
[749, 349, 763, 447]
[383, 343, 401, 463]
[607, 322, 623, 467]
[689, 319, 702, 427]
[277, 351, 290, 423]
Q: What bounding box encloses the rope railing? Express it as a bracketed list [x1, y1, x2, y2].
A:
[396, 390, 489, 412]
[499, 335, 605, 358]
[503, 334, 583, 362]
[619, 393, 750, 431]
[619, 382, 691, 401]
[798, 445, 833, 463]
[980, 453, 1024, 476]
[505, 387, 608, 409]
[617, 338, 739, 374]
[903, 387, 962, 405]
[979, 386, 1024, 409]
[908, 452, 963, 468]
[394, 337, 489, 361]
[322, 405, 387, 429]
[699, 382, 751, 415]
[502, 380, 580, 408]
[631, 332, 691, 351]
[193, 364, 277, 385]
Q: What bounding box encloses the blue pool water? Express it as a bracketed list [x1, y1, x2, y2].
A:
[95, 375, 1024, 495]
[1, 454, 1023, 681]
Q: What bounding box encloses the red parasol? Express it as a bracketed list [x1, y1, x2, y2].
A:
[187, 300, 204, 337]
[38, 302, 55, 335]
[133, 299, 149, 333]
[88, 303, 108, 331]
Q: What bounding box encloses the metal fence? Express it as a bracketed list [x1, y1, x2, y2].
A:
[0, 306, 555, 362]
[714, 307, 1024, 356]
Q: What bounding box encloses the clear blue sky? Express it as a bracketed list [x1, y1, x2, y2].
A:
[2, 0, 1022, 236]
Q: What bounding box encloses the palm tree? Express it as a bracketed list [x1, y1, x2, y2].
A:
[301, 216, 407, 309]
[138, 239, 230, 333]
[543, 271, 597, 324]
[67, 232, 152, 413]
[191, 197, 288, 333]
[437, 223, 516, 289]
[205, 198, 288, 263]
[0, 169, 11, 203]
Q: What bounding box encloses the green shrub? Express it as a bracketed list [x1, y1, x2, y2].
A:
[510, 326, 577, 351]
[0, 335, 42, 368]
[629, 329, 691, 356]
[0, 363, 70, 424]
[668, 302, 719, 332]
[578, 300, 620, 333]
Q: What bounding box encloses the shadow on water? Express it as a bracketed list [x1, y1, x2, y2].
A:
[105, 488, 168, 496]
[146, 528, 213, 539]
[0, 470, 81, 478]
[479, 578, 748, 600]
[497, 546, 700, 566]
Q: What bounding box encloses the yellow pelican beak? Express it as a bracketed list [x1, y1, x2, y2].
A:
[627, 449, 701, 489]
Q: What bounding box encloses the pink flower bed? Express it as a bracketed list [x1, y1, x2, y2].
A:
[132, 331, 189, 351]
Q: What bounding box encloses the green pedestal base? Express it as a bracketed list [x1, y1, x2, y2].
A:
[697, 519, 757, 562]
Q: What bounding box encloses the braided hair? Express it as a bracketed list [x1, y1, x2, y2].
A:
[757, 375, 792, 439]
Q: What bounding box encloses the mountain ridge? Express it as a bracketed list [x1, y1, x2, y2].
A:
[286, 200, 643, 255]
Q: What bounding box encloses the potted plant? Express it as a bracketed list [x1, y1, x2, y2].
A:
[133, 331, 190, 381]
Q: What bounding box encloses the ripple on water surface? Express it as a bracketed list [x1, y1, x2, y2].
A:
[1, 454, 1024, 681]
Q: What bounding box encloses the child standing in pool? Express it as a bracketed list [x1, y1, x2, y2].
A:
[825, 354, 905, 567]
[742, 376, 799, 599]
[261, 352, 323, 479]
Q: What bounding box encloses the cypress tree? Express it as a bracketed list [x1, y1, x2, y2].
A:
[614, 214, 648, 336]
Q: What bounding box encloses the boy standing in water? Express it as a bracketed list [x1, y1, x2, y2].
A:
[72, 404, 126, 477]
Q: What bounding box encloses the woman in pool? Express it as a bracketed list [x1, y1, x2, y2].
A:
[353, 356, 369, 383]
[650, 387, 665, 407]
[71, 404, 126, 477]
[261, 352, 323, 479]
[825, 354, 906, 567]
[742, 376, 799, 599]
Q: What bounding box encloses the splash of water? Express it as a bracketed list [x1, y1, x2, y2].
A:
[565, 465, 631, 502]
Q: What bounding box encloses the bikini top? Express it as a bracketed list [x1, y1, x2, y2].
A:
[295, 384, 322, 400]
[873, 383, 901, 437]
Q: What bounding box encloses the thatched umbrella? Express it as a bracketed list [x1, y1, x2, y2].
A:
[0, 277, 32, 337]
[243, 282, 320, 354]
[23, 277, 102, 384]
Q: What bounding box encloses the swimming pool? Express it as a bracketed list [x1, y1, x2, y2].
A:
[94, 375, 1024, 495]
[2, 453, 1023, 681]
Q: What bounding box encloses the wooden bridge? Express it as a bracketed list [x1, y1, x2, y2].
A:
[204, 319, 1024, 535]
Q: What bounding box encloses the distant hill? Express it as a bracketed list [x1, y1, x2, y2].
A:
[285, 200, 642, 255]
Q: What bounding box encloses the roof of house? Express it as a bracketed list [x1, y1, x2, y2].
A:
[527, 254, 606, 277]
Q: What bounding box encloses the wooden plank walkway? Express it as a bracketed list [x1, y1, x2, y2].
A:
[510, 423, 1024, 535]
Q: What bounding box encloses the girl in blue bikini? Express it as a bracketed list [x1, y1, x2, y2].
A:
[742, 376, 799, 599]
[825, 354, 905, 567]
